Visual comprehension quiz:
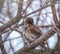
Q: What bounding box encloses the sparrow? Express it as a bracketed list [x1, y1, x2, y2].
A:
[23, 17, 42, 45]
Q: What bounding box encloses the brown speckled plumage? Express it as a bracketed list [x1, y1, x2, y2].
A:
[23, 17, 42, 44]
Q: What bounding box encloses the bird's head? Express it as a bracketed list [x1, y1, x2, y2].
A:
[24, 17, 34, 29]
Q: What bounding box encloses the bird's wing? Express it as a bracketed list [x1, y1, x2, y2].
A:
[30, 25, 42, 34]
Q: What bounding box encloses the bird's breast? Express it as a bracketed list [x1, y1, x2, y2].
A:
[24, 30, 37, 41]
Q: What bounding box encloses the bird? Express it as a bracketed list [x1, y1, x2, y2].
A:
[23, 17, 42, 45]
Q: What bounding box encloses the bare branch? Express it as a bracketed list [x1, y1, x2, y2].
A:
[51, 0, 58, 24]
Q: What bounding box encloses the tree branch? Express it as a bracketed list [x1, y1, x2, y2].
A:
[15, 21, 60, 54]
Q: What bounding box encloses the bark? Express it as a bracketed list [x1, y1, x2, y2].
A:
[0, 0, 7, 54]
[51, 0, 58, 24]
[0, 32, 7, 54]
[0, 0, 4, 12]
